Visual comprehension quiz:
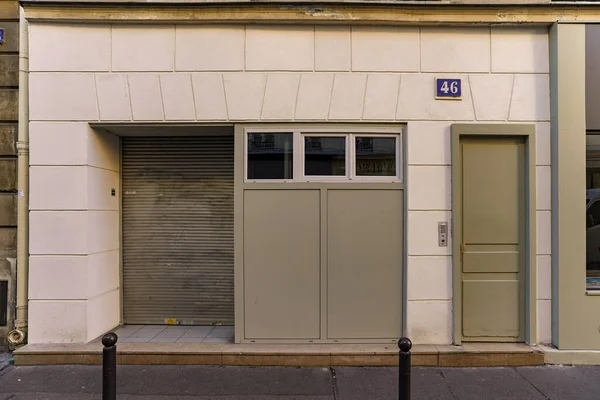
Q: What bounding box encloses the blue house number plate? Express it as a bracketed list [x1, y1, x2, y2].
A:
[0, 29, 4, 45]
[435, 78, 461, 100]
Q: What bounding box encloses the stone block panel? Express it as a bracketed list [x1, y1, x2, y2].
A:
[0, 124, 16, 155]
[407, 211, 452, 256]
[160, 74, 195, 121]
[30, 73, 98, 121]
[191, 73, 228, 120]
[246, 25, 314, 71]
[29, 255, 88, 300]
[329, 73, 367, 120]
[95, 74, 132, 121]
[0, 228, 16, 250]
[29, 23, 110, 72]
[0, 55, 18, 87]
[0, 255, 15, 280]
[509, 74, 550, 121]
[491, 27, 549, 73]
[112, 25, 175, 72]
[362, 74, 401, 120]
[261, 73, 301, 120]
[86, 289, 120, 342]
[28, 300, 88, 344]
[0, 89, 18, 121]
[407, 256, 452, 301]
[29, 122, 89, 166]
[537, 210, 551, 255]
[352, 26, 419, 72]
[29, 166, 88, 210]
[128, 74, 164, 121]
[295, 73, 333, 120]
[0, 194, 16, 226]
[469, 74, 513, 121]
[407, 166, 451, 211]
[87, 167, 119, 211]
[537, 255, 551, 300]
[0, 159, 16, 191]
[536, 166, 551, 211]
[0, 22, 19, 53]
[315, 26, 350, 71]
[536, 122, 551, 166]
[406, 121, 452, 166]
[29, 211, 88, 255]
[407, 300, 452, 344]
[421, 27, 491, 73]
[175, 25, 244, 71]
[223, 73, 266, 120]
[537, 299, 551, 343]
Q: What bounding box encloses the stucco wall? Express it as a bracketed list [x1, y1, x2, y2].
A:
[26, 23, 552, 344]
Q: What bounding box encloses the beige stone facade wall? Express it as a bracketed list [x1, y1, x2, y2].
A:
[27, 23, 552, 344]
[0, 1, 19, 351]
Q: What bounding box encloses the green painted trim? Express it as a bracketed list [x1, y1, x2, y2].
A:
[402, 127, 409, 338]
[451, 123, 537, 345]
[243, 183, 403, 190]
[320, 188, 328, 340]
[550, 23, 560, 347]
[118, 136, 124, 326]
[234, 124, 245, 343]
[550, 24, 600, 350]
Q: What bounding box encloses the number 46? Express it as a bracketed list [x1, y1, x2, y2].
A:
[440, 81, 459, 95]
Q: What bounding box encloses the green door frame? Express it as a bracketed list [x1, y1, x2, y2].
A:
[451, 123, 537, 345]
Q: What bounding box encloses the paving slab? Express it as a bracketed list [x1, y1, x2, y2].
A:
[0, 352, 12, 376]
[517, 365, 600, 400]
[2, 364, 600, 400]
[441, 367, 547, 400]
[5, 395, 333, 400]
[335, 367, 455, 400]
[0, 365, 333, 397]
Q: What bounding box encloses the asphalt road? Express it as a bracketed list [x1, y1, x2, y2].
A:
[0, 362, 599, 399]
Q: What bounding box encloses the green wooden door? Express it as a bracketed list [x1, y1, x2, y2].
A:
[460, 136, 526, 342]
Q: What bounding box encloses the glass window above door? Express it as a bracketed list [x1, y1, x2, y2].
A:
[245, 128, 402, 182]
[247, 132, 293, 180]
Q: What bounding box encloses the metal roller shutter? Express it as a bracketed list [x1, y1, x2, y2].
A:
[122, 135, 234, 325]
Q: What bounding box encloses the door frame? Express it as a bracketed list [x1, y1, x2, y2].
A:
[451, 124, 537, 345]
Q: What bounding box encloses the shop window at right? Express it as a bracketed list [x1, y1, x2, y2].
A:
[586, 133, 600, 290]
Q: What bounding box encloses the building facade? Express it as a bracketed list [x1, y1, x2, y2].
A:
[9, 0, 600, 354]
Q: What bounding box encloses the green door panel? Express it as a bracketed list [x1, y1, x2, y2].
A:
[460, 137, 526, 342]
[463, 280, 520, 338]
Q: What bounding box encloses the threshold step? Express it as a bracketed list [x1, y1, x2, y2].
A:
[13, 342, 544, 367]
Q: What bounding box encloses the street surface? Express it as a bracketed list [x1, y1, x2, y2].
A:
[0, 361, 599, 399]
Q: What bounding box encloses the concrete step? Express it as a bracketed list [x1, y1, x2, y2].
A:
[13, 342, 544, 367]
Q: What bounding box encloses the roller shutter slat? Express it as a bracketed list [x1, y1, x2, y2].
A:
[122, 136, 234, 325]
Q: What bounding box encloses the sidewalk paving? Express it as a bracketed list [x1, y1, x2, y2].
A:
[0, 363, 599, 399]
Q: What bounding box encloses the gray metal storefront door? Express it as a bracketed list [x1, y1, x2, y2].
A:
[122, 135, 234, 325]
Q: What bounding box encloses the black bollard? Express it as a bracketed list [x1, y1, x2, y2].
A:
[398, 337, 412, 400]
[102, 332, 118, 400]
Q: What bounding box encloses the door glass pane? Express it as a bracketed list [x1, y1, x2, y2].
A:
[587, 134, 600, 289]
[247, 133, 293, 180]
[355, 137, 396, 176]
[305, 136, 346, 176]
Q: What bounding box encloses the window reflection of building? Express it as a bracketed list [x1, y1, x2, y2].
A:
[247, 133, 293, 179]
[305, 137, 346, 176]
[356, 137, 396, 176]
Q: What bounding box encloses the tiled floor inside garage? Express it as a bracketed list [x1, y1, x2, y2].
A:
[108, 325, 234, 343]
